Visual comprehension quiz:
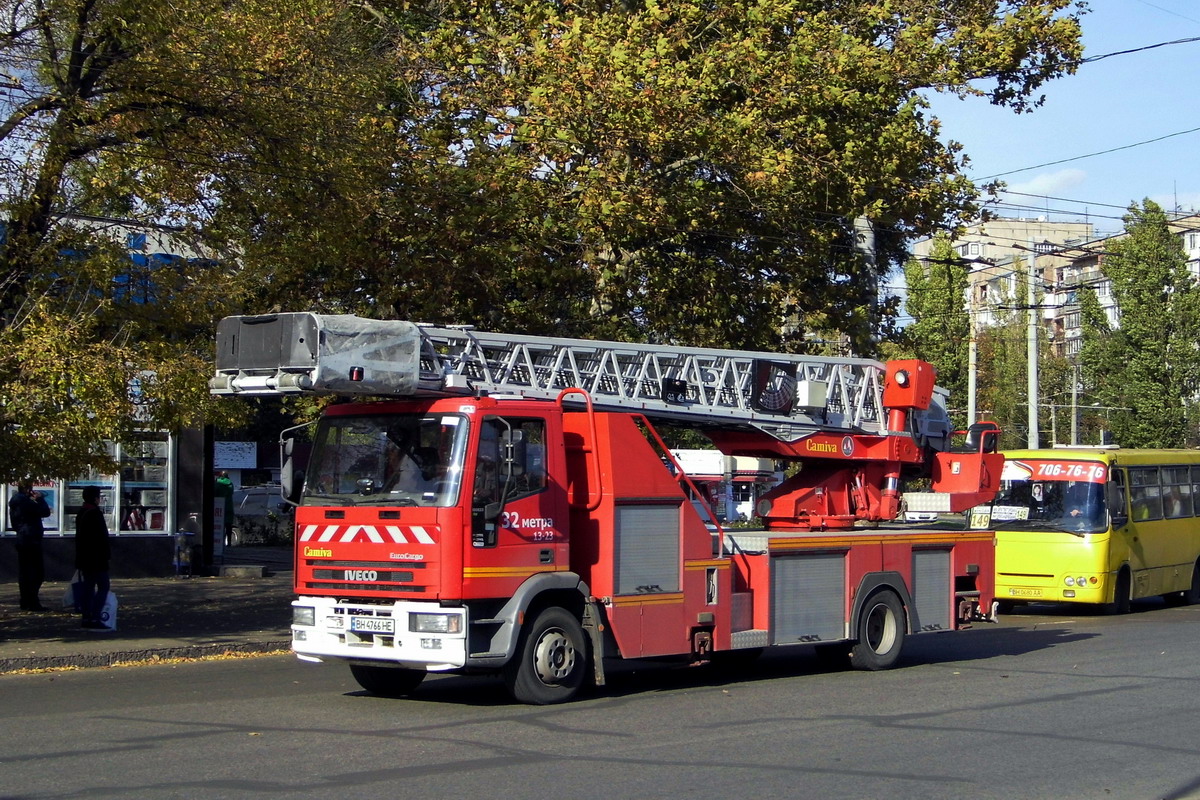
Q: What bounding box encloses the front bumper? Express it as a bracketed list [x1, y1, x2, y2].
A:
[291, 596, 467, 670]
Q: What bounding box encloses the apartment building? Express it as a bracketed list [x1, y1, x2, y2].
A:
[1046, 213, 1200, 359]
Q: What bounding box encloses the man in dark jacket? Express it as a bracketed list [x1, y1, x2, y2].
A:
[9, 481, 52, 611]
[75, 486, 112, 629]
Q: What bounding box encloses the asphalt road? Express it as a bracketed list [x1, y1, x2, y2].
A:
[4, 599, 1200, 800]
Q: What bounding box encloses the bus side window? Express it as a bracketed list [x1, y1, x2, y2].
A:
[1163, 466, 1190, 519]
[1129, 467, 1163, 521]
[1193, 465, 1200, 516]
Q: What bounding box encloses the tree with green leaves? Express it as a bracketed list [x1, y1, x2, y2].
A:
[901, 234, 970, 419]
[0, 0, 1087, 480]
[1078, 200, 1200, 448]
[971, 265, 1029, 449]
[0, 0, 396, 479]
[285, 0, 1086, 353]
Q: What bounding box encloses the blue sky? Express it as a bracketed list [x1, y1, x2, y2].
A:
[926, 0, 1200, 239]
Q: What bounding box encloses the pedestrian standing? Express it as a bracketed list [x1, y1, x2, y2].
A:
[9, 481, 52, 611]
[214, 471, 235, 546]
[74, 486, 112, 630]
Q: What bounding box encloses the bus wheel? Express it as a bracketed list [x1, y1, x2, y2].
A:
[850, 590, 906, 671]
[1106, 569, 1132, 615]
[504, 607, 588, 705]
[349, 664, 426, 697]
[1184, 562, 1200, 605]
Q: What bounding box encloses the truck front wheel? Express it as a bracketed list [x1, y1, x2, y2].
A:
[504, 606, 588, 705]
[849, 590, 906, 671]
[349, 664, 426, 697]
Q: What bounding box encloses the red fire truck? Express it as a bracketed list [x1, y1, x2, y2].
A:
[211, 313, 1003, 704]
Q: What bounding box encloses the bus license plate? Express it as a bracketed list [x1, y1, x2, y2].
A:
[350, 617, 395, 634]
[1007, 588, 1043, 598]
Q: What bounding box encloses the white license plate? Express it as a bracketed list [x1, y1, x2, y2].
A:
[350, 617, 395, 634]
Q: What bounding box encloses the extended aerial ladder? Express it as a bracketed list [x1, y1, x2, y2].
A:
[211, 312, 1002, 529]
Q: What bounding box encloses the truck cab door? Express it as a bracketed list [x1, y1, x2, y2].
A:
[466, 415, 568, 596]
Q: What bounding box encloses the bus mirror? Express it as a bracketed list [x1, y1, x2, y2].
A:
[1107, 482, 1127, 528]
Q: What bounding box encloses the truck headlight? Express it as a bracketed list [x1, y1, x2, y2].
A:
[410, 612, 462, 634]
[293, 606, 316, 626]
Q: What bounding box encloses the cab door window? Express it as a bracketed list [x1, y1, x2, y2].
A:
[474, 417, 547, 504]
[471, 417, 547, 547]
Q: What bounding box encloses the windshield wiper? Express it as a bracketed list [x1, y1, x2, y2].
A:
[995, 518, 1091, 537]
[1039, 522, 1092, 537]
[301, 493, 351, 503]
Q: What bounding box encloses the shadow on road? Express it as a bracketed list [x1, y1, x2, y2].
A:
[341, 620, 1099, 707]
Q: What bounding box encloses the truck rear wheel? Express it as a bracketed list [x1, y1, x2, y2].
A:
[349, 664, 426, 697]
[504, 606, 588, 705]
[849, 590, 905, 671]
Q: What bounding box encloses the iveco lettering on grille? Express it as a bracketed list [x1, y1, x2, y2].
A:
[345, 569, 378, 582]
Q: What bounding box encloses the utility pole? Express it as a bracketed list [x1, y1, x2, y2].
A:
[1026, 245, 1040, 449]
[967, 284, 977, 426]
[1070, 365, 1080, 446]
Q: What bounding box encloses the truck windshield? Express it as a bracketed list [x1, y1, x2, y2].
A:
[990, 476, 1108, 534]
[302, 413, 468, 507]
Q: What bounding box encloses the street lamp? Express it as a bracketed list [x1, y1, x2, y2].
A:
[1088, 403, 1132, 445]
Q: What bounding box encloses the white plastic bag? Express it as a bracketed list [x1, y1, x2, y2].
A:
[98, 592, 118, 631]
[61, 570, 83, 611]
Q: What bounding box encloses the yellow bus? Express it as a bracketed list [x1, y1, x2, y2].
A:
[991, 448, 1200, 613]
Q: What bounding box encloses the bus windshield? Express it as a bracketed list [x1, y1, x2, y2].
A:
[302, 413, 469, 507]
[990, 459, 1109, 534]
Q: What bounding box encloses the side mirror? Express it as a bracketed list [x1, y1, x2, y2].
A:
[1106, 481, 1128, 528]
[282, 469, 304, 505]
[280, 437, 301, 504]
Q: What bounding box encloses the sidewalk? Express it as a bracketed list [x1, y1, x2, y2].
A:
[0, 548, 295, 673]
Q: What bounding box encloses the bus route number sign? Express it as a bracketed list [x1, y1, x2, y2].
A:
[1031, 461, 1107, 482]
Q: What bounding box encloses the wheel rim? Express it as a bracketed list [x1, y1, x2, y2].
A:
[864, 602, 897, 654]
[532, 626, 576, 684]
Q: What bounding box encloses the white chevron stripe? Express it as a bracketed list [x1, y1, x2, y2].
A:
[298, 523, 438, 545]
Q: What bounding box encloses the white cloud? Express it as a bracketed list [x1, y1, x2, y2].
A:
[1003, 169, 1088, 198]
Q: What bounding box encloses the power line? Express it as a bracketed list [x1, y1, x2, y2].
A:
[979, 124, 1200, 181]
[1132, 0, 1200, 26]
[1077, 35, 1200, 65]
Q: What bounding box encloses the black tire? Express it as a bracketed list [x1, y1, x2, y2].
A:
[349, 664, 426, 697]
[1106, 568, 1132, 615]
[849, 590, 906, 671]
[1186, 563, 1200, 605]
[503, 607, 588, 705]
[993, 599, 1015, 615]
[228, 527, 242, 548]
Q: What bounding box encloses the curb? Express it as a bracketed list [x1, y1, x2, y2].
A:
[0, 640, 292, 673]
